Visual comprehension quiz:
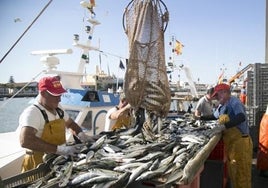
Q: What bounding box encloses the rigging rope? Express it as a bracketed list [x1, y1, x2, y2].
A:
[0, 70, 45, 110]
[0, 0, 53, 64]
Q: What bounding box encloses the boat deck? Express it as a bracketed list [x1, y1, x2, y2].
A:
[200, 157, 268, 188]
[250, 158, 268, 188]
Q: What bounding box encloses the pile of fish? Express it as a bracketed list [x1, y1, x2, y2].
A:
[17, 116, 220, 188]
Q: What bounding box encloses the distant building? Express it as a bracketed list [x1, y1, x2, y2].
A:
[0, 82, 38, 98]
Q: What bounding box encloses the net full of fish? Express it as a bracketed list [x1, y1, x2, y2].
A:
[15, 117, 222, 188]
[123, 0, 171, 117]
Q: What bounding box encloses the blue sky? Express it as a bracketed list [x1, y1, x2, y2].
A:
[0, 0, 265, 85]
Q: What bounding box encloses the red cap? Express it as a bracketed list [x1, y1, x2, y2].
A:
[211, 83, 230, 97]
[38, 76, 66, 96]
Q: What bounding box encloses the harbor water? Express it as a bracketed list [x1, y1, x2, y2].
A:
[0, 97, 196, 134]
[0, 98, 34, 133]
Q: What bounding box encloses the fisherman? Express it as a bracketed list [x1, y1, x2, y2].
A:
[104, 92, 132, 131]
[239, 85, 247, 105]
[187, 103, 193, 113]
[257, 105, 268, 177]
[17, 76, 93, 172]
[194, 86, 215, 118]
[201, 83, 253, 188]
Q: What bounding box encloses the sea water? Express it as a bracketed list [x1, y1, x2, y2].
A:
[0, 98, 34, 133]
[0, 97, 196, 133]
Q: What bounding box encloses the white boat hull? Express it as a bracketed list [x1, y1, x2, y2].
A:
[0, 132, 24, 179]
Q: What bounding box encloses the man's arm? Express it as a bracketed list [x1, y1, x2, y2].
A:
[20, 126, 57, 153]
[224, 113, 246, 129]
[65, 118, 83, 136]
[110, 104, 131, 120]
[200, 114, 217, 121]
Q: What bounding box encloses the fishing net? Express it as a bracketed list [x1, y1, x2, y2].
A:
[123, 0, 170, 117]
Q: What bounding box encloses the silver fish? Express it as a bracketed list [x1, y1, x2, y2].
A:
[70, 171, 99, 185]
[127, 160, 153, 185]
[135, 170, 162, 181]
[58, 161, 73, 187]
[136, 151, 163, 162]
[90, 134, 107, 150]
[165, 168, 184, 185]
[114, 162, 144, 172]
[80, 175, 118, 186]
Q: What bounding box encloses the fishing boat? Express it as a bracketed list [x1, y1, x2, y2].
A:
[1, 1, 267, 188]
[0, 0, 121, 179]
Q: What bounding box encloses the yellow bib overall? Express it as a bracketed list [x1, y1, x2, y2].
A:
[223, 127, 253, 188]
[21, 107, 66, 172]
[111, 110, 132, 131]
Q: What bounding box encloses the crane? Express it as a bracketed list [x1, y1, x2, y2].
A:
[228, 64, 253, 85]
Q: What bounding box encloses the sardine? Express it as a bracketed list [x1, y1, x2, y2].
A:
[114, 162, 144, 172]
[90, 135, 107, 150]
[136, 151, 163, 162]
[127, 160, 153, 185]
[70, 171, 99, 185]
[135, 170, 162, 181]
[80, 175, 118, 186]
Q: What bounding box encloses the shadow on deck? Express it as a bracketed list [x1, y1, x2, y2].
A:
[200, 158, 268, 188]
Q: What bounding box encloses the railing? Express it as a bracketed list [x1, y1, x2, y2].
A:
[0, 91, 38, 98]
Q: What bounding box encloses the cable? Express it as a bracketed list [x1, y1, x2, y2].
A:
[0, 0, 53, 64]
[0, 70, 45, 110]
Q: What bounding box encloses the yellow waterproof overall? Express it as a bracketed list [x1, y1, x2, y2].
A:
[111, 110, 132, 131]
[223, 127, 253, 188]
[21, 107, 66, 172]
[257, 113, 268, 170]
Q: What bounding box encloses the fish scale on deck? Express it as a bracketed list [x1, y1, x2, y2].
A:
[2, 116, 222, 188]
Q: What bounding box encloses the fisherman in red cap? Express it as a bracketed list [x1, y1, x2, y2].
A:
[201, 83, 253, 188]
[17, 76, 94, 172]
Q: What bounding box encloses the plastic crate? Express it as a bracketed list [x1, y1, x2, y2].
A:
[1, 163, 50, 188]
[207, 139, 225, 161]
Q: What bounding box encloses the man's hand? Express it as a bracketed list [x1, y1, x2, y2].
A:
[218, 114, 230, 125]
[56, 144, 81, 156]
[124, 103, 131, 110]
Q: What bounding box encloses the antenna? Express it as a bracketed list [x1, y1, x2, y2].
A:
[31, 49, 73, 56]
[31, 49, 73, 71]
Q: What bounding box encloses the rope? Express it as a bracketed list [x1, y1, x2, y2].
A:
[0, 70, 45, 110]
[0, 0, 53, 64]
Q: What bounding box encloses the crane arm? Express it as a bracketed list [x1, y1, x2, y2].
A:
[228, 64, 253, 84]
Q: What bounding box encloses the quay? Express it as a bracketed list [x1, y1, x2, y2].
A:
[0, 82, 38, 99]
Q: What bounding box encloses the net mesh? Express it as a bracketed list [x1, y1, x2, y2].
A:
[123, 0, 170, 117]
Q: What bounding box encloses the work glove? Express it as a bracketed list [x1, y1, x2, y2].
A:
[78, 132, 94, 143]
[218, 114, 230, 125]
[56, 144, 82, 156]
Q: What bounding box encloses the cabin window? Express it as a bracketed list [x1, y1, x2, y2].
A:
[82, 91, 100, 102]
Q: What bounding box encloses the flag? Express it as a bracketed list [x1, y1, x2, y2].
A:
[119, 60, 125, 70]
[174, 40, 184, 55]
[125, 59, 129, 66]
